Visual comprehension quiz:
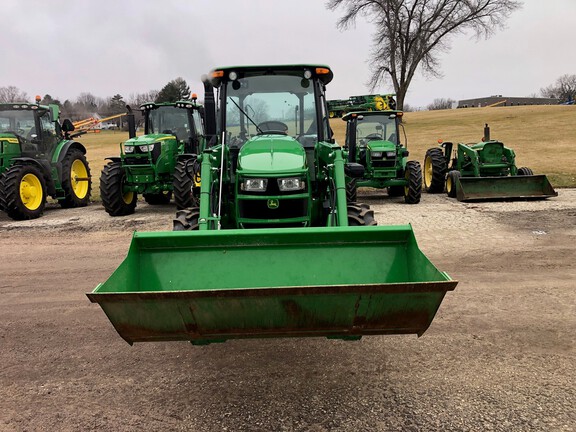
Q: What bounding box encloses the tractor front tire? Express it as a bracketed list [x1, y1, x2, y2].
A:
[100, 161, 137, 216]
[347, 202, 377, 226]
[173, 159, 198, 210]
[173, 207, 200, 231]
[144, 191, 172, 205]
[446, 170, 461, 198]
[0, 164, 47, 220]
[517, 167, 534, 176]
[423, 148, 447, 193]
[60, 149, 91, 208]
[404, 160, 422, 204]
[346, 178, 358, 202]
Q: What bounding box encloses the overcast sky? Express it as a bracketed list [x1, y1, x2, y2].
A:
[2, 0, 574, 109]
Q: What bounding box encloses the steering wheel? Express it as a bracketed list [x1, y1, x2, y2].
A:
[365, 133, 382, 141]
[257, 121, 288, 135]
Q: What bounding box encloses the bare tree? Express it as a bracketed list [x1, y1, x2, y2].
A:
[127, 91, 160, 107]
[0, 86, 29, 103]
[327, 0, 521, 109]
[541, 74, 576, 103]
[427, 97, 455, 110]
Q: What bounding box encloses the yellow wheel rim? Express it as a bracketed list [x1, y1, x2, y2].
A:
[20, 173, 43, 210]
[424, 156, 433, 188]
[404, 170, 410, 196]
[329, 111, 335, 118]
[122, 190, 134, 205]
[70, 159, 89, 199]
[446, 176, 452, 193]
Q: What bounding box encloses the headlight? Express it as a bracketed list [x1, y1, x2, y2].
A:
[139, 144, 156, 152]
[278, 177, 305, 191]
[371, 151, 383, 158]
[241, 178, 267, 192]
[385, 151, 396, 158]
[124, 145, 135, 153]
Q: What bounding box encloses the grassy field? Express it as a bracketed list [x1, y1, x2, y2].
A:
[81, 105, 576, 201]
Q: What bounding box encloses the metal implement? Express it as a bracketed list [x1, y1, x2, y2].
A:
[456, 175, 557, 201]
[88, 226, 456, 345]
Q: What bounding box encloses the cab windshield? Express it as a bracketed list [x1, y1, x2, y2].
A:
[0, 109, 37, 139]
[147, 106, 192, 142]
[356, 114, 398, 146]
[224, 74, 319, 145]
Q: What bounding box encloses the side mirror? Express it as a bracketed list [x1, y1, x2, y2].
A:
[61, 119, 75, 132]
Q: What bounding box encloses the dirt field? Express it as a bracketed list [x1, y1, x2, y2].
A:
[1, 191, 575, 431]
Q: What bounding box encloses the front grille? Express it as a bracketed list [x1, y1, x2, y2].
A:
[239, 198, 308, 221]
[372, 160, 396, 168]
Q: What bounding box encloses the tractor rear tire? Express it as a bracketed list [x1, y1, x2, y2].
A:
[346, 178, 357, 202]
[60, 149, 91, 208]
[0, 164, 47, 220]
[517, 167, 533, 176]
[404, 160, 422, 204]
[347, 202, 377, 226]
[144, 191, 172, 205]
[173, 159, 198, 210]
[100, 161, 137, 216]
[423, 148, 447, 193]
[173, 207, 200, 231]
[446, 170, 461, 198]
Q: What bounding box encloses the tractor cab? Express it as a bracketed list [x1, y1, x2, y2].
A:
[0, 103, 60, 160]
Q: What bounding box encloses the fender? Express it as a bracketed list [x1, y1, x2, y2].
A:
[53, 140, 87, 164]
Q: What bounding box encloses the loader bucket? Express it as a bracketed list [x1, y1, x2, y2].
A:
[88, 226, 457, 345]
[456, 175, 557, 201]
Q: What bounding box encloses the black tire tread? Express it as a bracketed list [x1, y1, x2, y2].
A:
[99, 162, 137, 216]
[60, 149, 91, 208]
[173, 159, 198, 210]
[424, 147, 447, 193]
[345, 178, 357, 203]
[347, 202, 377, 226]
[173, 207, 200, 231]
[404, 160, 422, 204]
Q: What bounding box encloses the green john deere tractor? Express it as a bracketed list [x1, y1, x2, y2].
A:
[88, 65, 457, 346]
[0, 99, 91, 220]
[424, 124, 557, 201]
[99, 99, 204, 216]
[343, 110, 421, 204]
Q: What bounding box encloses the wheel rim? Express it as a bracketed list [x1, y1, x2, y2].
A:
[20, 173, 43, 210]
[404, 169, 410, 196]
[70, 159, 89, 199]
[122, 190, 134, 205]
[446, 175, 452, 193]
[424, 156, 433, 188]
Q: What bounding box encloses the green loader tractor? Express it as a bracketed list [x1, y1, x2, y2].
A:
[88, 65, 456, 346]
[343, 111, 421, 204]
[0, 99, 91, 220]
[99, 99, 204, 216]
[424, 124, 557, 201]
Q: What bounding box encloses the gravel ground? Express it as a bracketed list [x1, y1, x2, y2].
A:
[0, 190, 575, 431]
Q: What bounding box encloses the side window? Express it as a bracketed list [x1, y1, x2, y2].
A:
[39, 111, 58, 150]
[193, 111, 204, 136]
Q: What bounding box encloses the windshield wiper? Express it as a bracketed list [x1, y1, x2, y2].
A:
[228, 97, 263, 134]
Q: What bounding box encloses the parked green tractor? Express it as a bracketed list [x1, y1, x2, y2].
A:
[343, 111, 421, 204]
[88, 65, 456, 345]
[99, 99, 204, 216]
[0, 98, 91, 220]
[423, 124, 557, 201]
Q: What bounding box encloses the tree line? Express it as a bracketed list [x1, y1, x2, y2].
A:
[0, 77, 191, 121]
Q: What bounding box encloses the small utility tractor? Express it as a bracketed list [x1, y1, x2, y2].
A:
[343, 110, 421, 204]
[99, 98, 204, 216]
[0, 98, 91, 220]
[327, 94, 396, 118]
[88, 65, 457, 346]
[423, 124, 557, 201]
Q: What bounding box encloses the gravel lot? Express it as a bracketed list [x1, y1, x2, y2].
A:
[1, 190, 575, 431]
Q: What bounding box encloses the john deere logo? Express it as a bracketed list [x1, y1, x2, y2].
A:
[267, 199, 279, 209]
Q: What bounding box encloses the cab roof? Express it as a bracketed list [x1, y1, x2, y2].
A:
[342, 110, 403, 121]
[210, 64, 333, 87]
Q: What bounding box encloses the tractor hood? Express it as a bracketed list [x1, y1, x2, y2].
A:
[366, 139, 397, 152]
[237, 135, 306, 175]
[124, 134, 175, 145]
